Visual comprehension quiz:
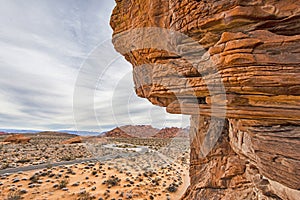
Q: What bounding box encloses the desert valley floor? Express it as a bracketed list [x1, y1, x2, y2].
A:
[0, 131, 190, 200]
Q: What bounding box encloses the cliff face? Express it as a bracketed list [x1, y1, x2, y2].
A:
[110, 0, 300, 199]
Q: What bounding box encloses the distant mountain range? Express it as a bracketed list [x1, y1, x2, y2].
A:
[0, 125, 190, 138]
[0, 129, 40, 134]
[0, 129, 102, 136]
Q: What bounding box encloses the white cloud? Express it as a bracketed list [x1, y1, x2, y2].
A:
[0, 0, 189, 132]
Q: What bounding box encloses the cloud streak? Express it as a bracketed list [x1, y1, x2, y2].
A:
[0, 0, 189, 132]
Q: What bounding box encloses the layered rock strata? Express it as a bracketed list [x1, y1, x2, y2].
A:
[110, 0, 300, 199]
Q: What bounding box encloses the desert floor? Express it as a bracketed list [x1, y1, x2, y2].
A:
[0, 135, 190, 200]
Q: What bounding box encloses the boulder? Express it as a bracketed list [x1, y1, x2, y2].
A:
[3, 134, 30, 144]
[62, 136, 82, 144]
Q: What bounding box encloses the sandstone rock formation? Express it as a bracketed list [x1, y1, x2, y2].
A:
[152, 127, 189, 138]
[117, 125, 159, 137]
[110, 0, 300, 199]
[104, 127, 134, 138]
[4, 134, 31, 144]
[104, 125, 188, 138]
[61, 136, 83, 144]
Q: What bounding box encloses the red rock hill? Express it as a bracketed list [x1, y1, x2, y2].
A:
[104, 127, 134, 138]
[152, 127, 189, 138]
[104, 125, 188, 138]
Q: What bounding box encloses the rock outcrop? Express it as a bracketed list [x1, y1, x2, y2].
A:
[103, 125, 188, 138]
[117, 125, 159, 137]
[4, 134, 31, 144]
[61, 136, 83, 144]
[110, 0, 300, 199]
[104, 127, 135, 138]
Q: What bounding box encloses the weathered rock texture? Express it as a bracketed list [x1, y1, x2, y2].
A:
[4, 134, 31, 144]
[61, 136, 83, 144]
[110, 0, 300, 199]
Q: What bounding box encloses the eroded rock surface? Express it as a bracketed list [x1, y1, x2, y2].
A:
[61, 136, 83, 144]
[4, 134, 31, 144]
[110, 0, 300, 199]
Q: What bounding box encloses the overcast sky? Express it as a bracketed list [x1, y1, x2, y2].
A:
[0, 0, 189, 132]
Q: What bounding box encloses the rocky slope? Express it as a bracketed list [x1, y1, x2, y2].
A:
[104, 127, 134, 138]
[103, 125, 188, 138]
[110, 0, 300, 199]
[152, 127, 189, 138]
[117, 125, 159, 137]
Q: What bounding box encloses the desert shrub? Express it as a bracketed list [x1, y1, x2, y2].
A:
[46, 163, 53, 169]
[5, 190, 23, 200]
[77, 192, 95, 200]
[58, 178, 69, 189]
[1, 162, 9, 170]
[61, 155, 72, 161]
[106, 176, 121, 187]
[29, 174, 39, 183]
[167, 184, 178, 193]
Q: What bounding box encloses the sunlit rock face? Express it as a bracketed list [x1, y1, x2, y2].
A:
[110, 0, 300, 199]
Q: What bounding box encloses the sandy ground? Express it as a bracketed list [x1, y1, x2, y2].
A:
[0, 159, 189, 200]
[0, 136, 190, 200]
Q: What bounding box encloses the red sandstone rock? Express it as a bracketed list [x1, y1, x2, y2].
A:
[104, 127, 134, 138]
[61, 136, 82, 144]
[110, 0, 300, 199]
[3, 134, 31, 144]
[104, 125, 188, 139]
[117, 125, 159, 138]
